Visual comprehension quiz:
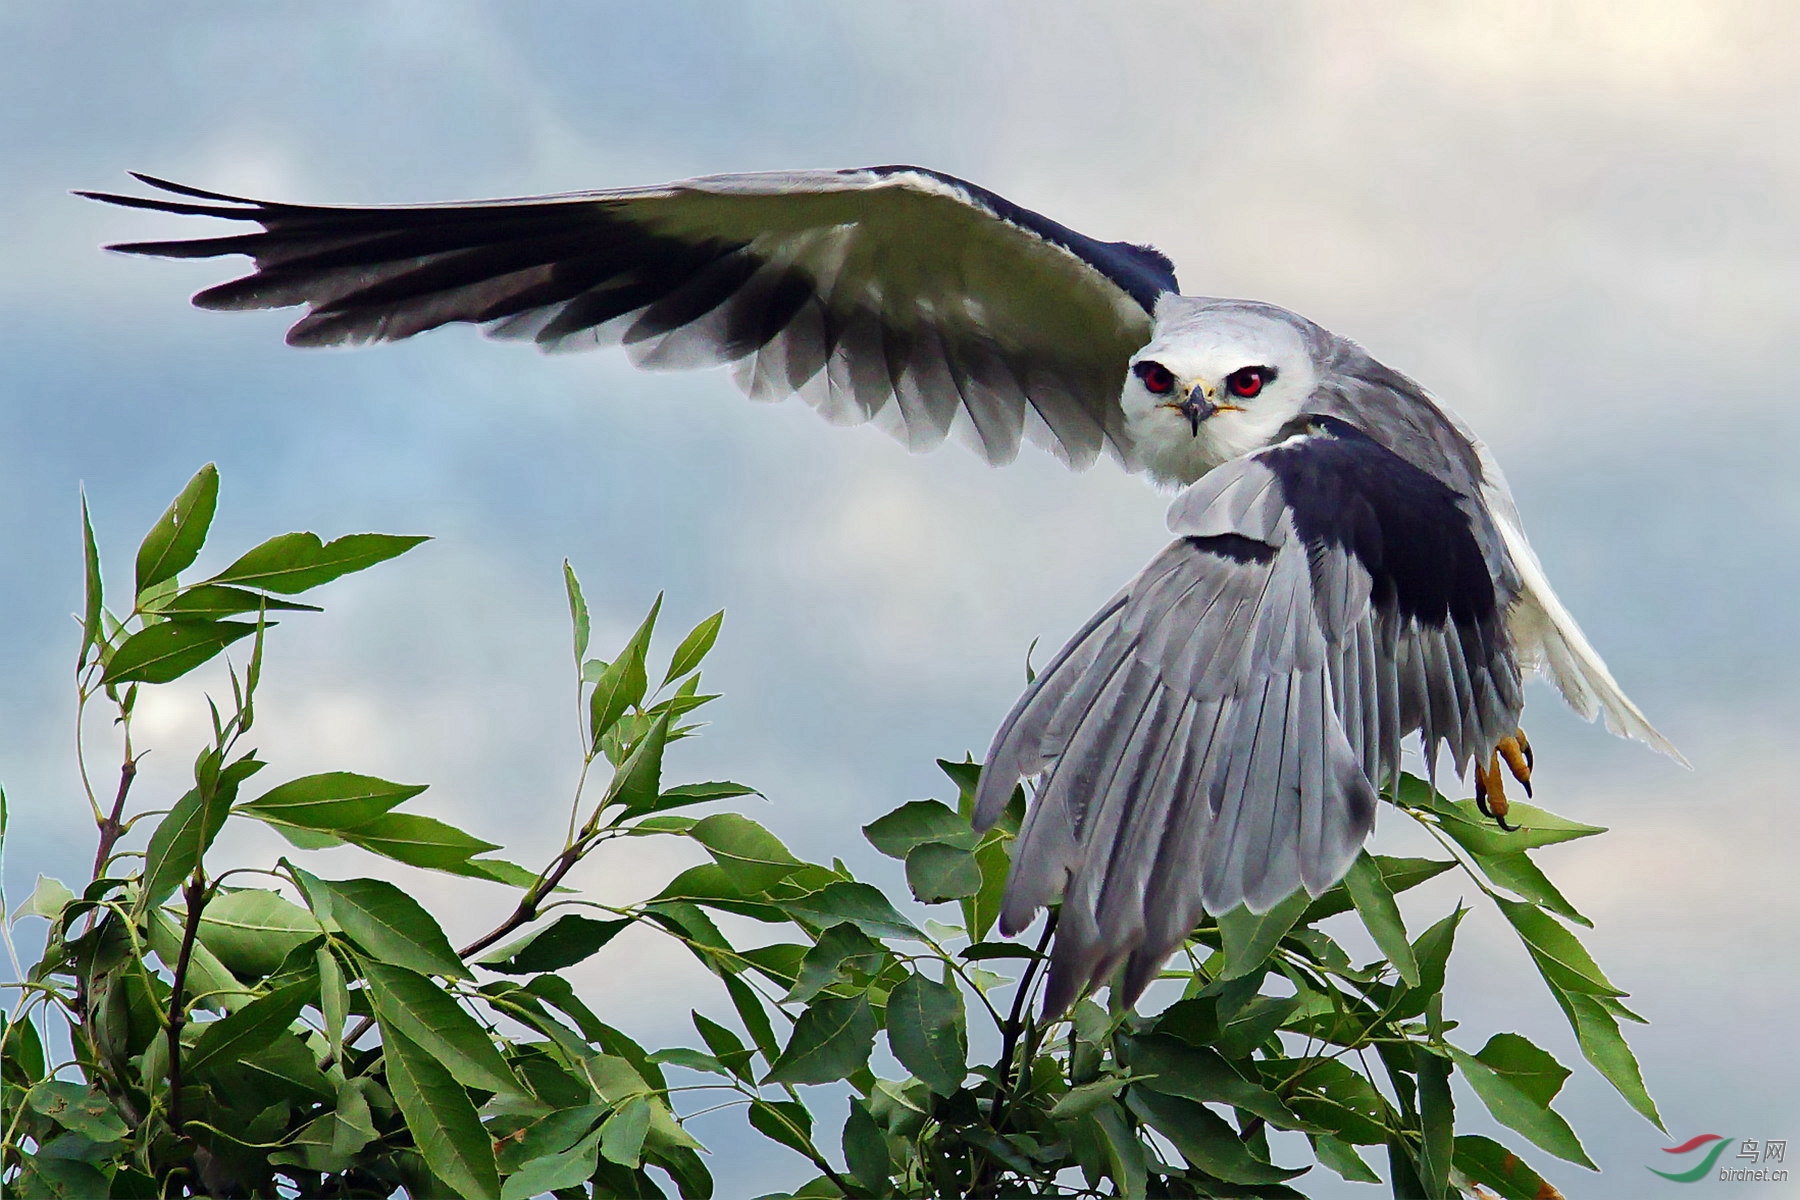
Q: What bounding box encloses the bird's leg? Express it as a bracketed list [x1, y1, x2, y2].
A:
[1473, 756, 1509, 825]
[1474, 728, 1532, 831]
[1497, 728, 1533, 789]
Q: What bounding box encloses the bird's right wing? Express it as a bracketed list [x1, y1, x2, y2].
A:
[82, 167, 1179, 469]
[974, 418, 1524, 1015]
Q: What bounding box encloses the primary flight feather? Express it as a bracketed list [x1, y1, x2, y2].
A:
[84, 165, 1681, 1013]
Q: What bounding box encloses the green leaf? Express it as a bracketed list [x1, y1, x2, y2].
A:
[187, 975, 314, 1077]
[1270, 1057, 1389, 1145]
[1120, 1034, 1309, 1129]
[1476, 850, 1591, 926]
[781, 881, 921, 942]
[456, 857, 540, 888]
[382, 1023, 501, 1199]
[365, 960, 519, 1094]
[136, 463, 219, 596]
[24, 1080, 129, 1142]
[1416, 1046, 1455, 1197]
[290, 866, 467, 978]
[765, 994, 877, 1085]
[787, 922, 888, 1005]
[478, 914, 630, 975]
[1050, 1076, 1133, 1121]
[862, 799, 978, 859]
[15, 1155, 111, 1198]
[1422, 788, 1605, 855]
[2, 1006, 46, 1085]
[689, 813, 804, 892]
[79, 490, 102, 670]
[11, 874, 75, 924]
[1344, 852, 1420, 986]
[1310, 1132, 1380, 1183]
[884, 972, 966, 1095]
[604, 711, 671, 814]
[962, 833, 1011, 942]
[1217, 994, 1299, 1060]
[337, 812, 502, 873]
[1551, 986, 1663, 1127]
[1448, 1045, 1595, 1169]
[142, 775, 241, 907]
[502, 1126, 604, 1200]
[154, 583, 320, 619]
[1125, 1087, 1305, 1184]
[564, 560, 591, 663]
[904, 841, 982, 904]
[1453, 1134, 1553, 1200]
[1411, 903, 1465, 994]
[693, 1011, 754, 1081]
[662, 610, 723, 686]
[589, 645, 648, 747]
[647, 780, 760, 812]
[146, 907, 255, 1011]
[209, 530, 428, 594]
[103, 618, 257, 685]
[495, 1101, 603, 1171]
[237, 771, 426, 832]
[599, 1094, 653, 1168]
[1494, 897, 1624, 996]
[842, 1097, 890, 1193]
[319, 945, 348, 1059]
[332, 1077, 380, 1156]
[747, 1098, 816, 1159]
[1474, 1033, 1571, 1108]
[723, 973, 780, 1063]
[1304, 855, 1458, 923]
[649, 1046, 730, 1076]
[1218, 887, 1311, 979]
[1091, 1101, 1151, 1198]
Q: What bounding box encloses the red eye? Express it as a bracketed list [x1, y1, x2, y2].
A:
[1226, 367, 1267, 399]
[1134, 361, 1175, 395]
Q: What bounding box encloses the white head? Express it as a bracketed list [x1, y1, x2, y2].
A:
[1121, 297, 1323, 486]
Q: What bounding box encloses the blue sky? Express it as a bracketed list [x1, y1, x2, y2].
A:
[4, 3, 1798, 1195]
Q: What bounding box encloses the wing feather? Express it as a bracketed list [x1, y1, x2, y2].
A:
[85, 166, 1174, 469]
[977, 422, 1525, 1012]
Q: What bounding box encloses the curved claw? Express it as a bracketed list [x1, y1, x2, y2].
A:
[1474, 748, 1523, 831]
[1496, 730, 1533, 798]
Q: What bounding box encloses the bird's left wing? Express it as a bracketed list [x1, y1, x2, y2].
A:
[82, 167, 1179, 469]
[974, 417, 1523, 1015]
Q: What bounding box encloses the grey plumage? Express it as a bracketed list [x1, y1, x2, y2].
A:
[974, 415, 1524, 1014]
[85, 165, 1678, 1018]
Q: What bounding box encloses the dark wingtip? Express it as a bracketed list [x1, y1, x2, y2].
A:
[128, 172, 262, 205]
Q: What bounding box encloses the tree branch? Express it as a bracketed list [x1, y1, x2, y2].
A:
[165, 872, 208, 1142]
[91, 754, 138, 882]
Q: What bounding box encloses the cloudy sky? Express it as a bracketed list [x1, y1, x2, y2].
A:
[3, 3, 1797, 1195]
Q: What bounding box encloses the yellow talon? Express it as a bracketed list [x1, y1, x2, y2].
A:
[1496, 729, 1532, 797]
[1474, 754, 1512, 826]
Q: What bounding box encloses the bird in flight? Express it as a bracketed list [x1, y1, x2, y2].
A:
[85, 166, 1681, 1014]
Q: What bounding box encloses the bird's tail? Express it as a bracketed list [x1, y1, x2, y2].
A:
[1488, 486, 1689, 766]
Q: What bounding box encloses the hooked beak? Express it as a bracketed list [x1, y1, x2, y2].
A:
[1168, 384, 1217, 436]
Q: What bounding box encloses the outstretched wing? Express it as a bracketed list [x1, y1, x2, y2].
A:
[974, 416, 1523, 1015]
[82, 167, 1179, 469]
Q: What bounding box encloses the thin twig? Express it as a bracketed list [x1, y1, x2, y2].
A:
[165, 872, 209, 1141]
[990, 914, 1056, 1119]
[91, 755, 138, 881]
[324, 824, 615, 1069]
[969, 915, 1056, 1198]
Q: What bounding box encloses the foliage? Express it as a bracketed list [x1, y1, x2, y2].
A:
[0, 465, 1661, 1198]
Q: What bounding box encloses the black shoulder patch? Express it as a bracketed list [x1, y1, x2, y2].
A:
[861, 165, 1179, 315]
[1263, 418, 1495, 627]
[1185, 533, 1276, 564]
